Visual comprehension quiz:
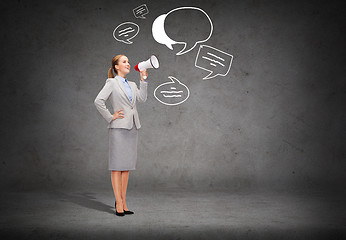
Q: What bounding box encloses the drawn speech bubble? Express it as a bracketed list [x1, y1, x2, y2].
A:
[133, 4, 149, 19]
[154, 76, 190, 106]
[152, 7, 213, 55]
[195, 45, 233, 80]
[113, 22, 139, 44]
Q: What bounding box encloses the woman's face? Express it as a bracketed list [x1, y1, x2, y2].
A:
[115, 56, 130, 76]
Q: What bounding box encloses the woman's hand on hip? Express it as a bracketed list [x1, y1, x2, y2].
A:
[140, 70, 148, 81]
[112, 109, 124, 121]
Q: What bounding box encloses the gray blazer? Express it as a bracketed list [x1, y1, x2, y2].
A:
[94, 76, 148, 129]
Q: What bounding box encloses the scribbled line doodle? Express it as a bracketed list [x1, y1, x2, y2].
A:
[133, 4, 149, 19]
[195, 45, 233, 80]
[154, 76, 190, 106]
[161, 88, 183, 98]
[113, 22, 140, 44]
[152, 7, 213, 55]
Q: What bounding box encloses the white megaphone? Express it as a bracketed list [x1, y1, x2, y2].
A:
[134, 55, 159, 79]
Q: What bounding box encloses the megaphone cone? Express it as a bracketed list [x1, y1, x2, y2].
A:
[134, 55, 159, 72]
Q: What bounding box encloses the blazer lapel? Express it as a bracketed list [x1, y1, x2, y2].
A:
[115, 76, 132, 104]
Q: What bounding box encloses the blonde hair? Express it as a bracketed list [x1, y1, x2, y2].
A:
[108, 55, 125, 78]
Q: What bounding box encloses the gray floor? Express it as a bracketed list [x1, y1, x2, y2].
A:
[1, 188, 345, 239]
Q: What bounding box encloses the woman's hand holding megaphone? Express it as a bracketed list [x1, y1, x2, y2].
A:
[140, 70, 148, 81]
[135, 55, 159, 81]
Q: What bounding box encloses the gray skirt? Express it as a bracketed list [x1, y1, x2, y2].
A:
[108, 127, 138, 171]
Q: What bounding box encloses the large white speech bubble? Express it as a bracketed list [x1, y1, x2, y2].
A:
[113, 22, 140, 44]
[154, 76, 190, 106]
[195, 45, 233, 80]
[152, 14, 178, 50]
[152, 7, 213, 55]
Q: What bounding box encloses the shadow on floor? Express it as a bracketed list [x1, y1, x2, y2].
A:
[55, 191, 114, 215]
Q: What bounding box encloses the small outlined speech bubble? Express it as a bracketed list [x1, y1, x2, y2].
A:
[113, 22, 140, 44]
[195, 45, 233, 80]
[154, 76, 190, 106]
[133, 4, 149, 19]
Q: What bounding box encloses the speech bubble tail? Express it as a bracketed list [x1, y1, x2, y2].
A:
[176, 42, 196, 55]
[122, 39, 133, 44]
[203, 72, 218, 80]
[168, 76, 181, 84]
[165, 44, 174, 50]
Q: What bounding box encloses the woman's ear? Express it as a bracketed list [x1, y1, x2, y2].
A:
[114, 65, 119, 71]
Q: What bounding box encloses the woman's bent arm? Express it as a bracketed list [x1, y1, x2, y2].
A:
[94, 79, 114, 123]
[136, 81, 148, 103]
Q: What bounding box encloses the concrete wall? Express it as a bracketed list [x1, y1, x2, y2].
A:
[1, 0, 345, 192]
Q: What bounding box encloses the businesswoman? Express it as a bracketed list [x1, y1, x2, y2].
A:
[94, 55, 148, 216]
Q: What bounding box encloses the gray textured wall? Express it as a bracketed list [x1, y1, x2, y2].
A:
[1, 0, 345, 192]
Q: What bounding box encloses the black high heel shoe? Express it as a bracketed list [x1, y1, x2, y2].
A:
[115, 210, 125, 216]
[115, 200, 134, 215]
[123, 209, 134, 215]
[114, 201, 125, 216]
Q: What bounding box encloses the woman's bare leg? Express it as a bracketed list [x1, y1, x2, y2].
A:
[111, 170, 124, 213]
[121, 170, 130, 211]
